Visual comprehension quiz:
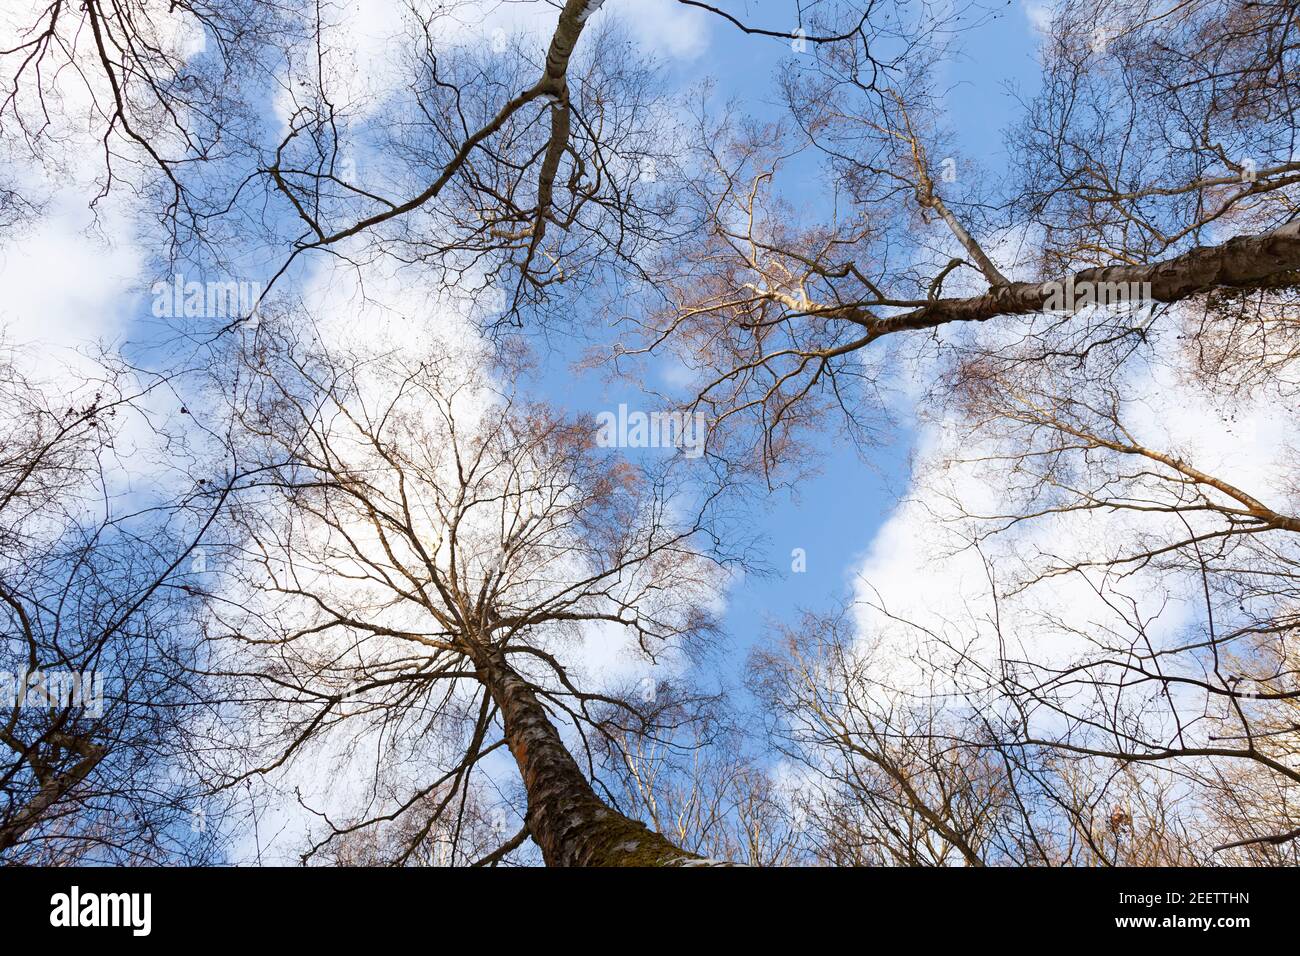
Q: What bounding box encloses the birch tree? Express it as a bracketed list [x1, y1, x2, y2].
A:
[199, 326, 741, 865]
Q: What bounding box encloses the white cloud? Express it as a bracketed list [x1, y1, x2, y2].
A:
[608, 0, 711, 61]
[0, 198, 140, 361]
[848, 309, 1299, 698]
[1022, 0, 1055, 37]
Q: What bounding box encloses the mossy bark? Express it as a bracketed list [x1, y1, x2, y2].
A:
[474, 651, 699, 867]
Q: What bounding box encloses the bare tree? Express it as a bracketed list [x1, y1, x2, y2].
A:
[921, 343, 1300, 857]
[748, 606, 1220, 866]
[596, 706, 804, 865]
[750, 610, 1016, 866]
[321, 783, 529, 867]
[196, 324, 743, 865]
[0, 345, 227, 863]
[600, 0, 1300, 475]
[0, 0, 295, 256]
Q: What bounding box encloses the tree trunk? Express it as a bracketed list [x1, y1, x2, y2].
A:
[473, 650, 700, 866]
[0, 738, 104, 854]
[872, 219, 1300, 337]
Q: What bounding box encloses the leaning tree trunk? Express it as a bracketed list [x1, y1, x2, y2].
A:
[0, 735, 104, 854]
[870, 219, 1300, 336]
[473, 650, 702, 866]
